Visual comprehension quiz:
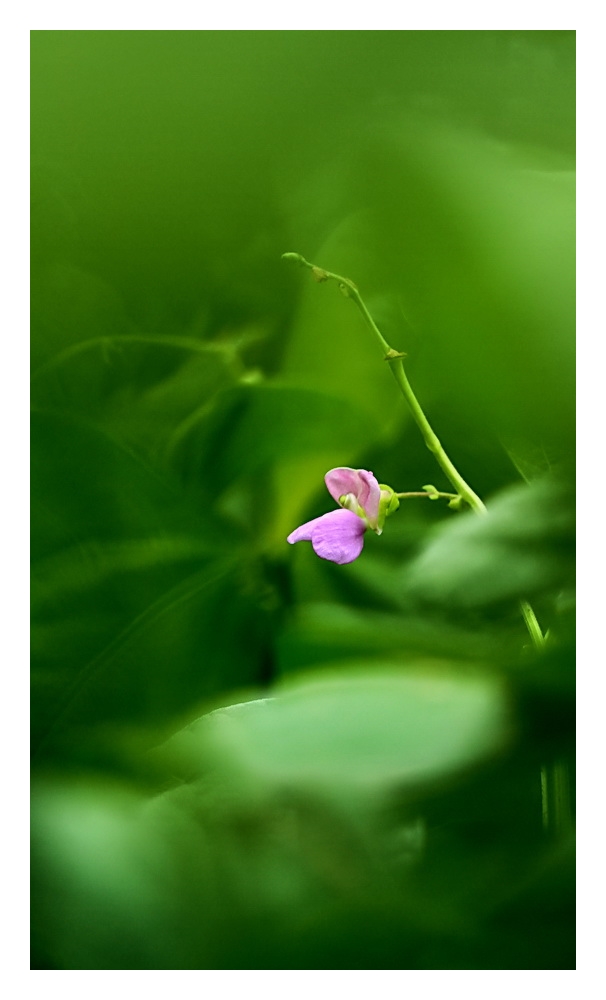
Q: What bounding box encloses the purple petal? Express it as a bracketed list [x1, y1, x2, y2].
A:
[324, 468, 362, 505]
[311, 508, 366, 564]
[287, 509, 366, 564]
[287, 515, 324, 544]
[324, 467, 381, 524]
[356, 470, 380, 524]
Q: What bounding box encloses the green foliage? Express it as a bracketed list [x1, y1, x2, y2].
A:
[162, 666, 509, 793]
[399, 480, 574, 609]
[31, 30, 574, 970]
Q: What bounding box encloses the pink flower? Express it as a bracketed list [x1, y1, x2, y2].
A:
[286, 468, 383, 565]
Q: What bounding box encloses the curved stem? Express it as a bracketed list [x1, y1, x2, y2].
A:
[283, 253, 486, 511]
[282, 253, 392, 355]
[387, 358, 486, 514]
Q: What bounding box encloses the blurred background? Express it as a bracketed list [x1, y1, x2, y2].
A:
[31, 30, 575, 970]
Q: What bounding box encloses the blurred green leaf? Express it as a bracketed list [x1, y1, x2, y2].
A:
[174, 378, 396, 547]
[30, 261, 134, 367]
[31, 778, 223, 970]
[164, 666, 510, 796]
[31, 408, 274, 759]
[31, 410, 188, 559]
[397, 480, 574, 609]
[276, 601, 518, 673]
[31, 335, 242, 461]
[180, 381, 380, 482]
[346, 116, 575, 459]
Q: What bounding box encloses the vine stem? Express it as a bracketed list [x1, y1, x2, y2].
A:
[282, 253, 486, 514]
[388, 361, 486, 514]
[283, 251, 568, 837]
[395, 491, 458, 500]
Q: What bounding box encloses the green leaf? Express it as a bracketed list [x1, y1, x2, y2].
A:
[31, 335, 238, 462]
[166, 666, 509, 794]
[276, 601, 518, 673]
[175, 379, 390, 545]
[31, 778, 220, 970]
[397, 480, 574, 609]
[30, 410, 271, 758]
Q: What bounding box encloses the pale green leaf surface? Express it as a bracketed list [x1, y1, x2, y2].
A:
[170, 667, 509, 795]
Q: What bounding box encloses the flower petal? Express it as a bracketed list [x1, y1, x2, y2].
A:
[324, 467, 362, 505]
[324, 467, 381, 525]
[356, 470, 381, 525]
[310, 508, 366, 564]
[287, 515, 323, 544]
[287, 509, 366, 564]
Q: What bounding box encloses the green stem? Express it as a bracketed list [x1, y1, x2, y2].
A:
[395, 490, 458, 501]
[520, 599, 546, 650]
[282, 253, 391, 350]
[283, 253, 486, 511]
[388, 359, 486, 514]
[520, 600, 572, 838]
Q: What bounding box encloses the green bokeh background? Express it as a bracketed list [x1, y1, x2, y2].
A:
[31, 30, 575, 970]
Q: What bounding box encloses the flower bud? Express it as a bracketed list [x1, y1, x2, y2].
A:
[376, 484, 400, 534]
